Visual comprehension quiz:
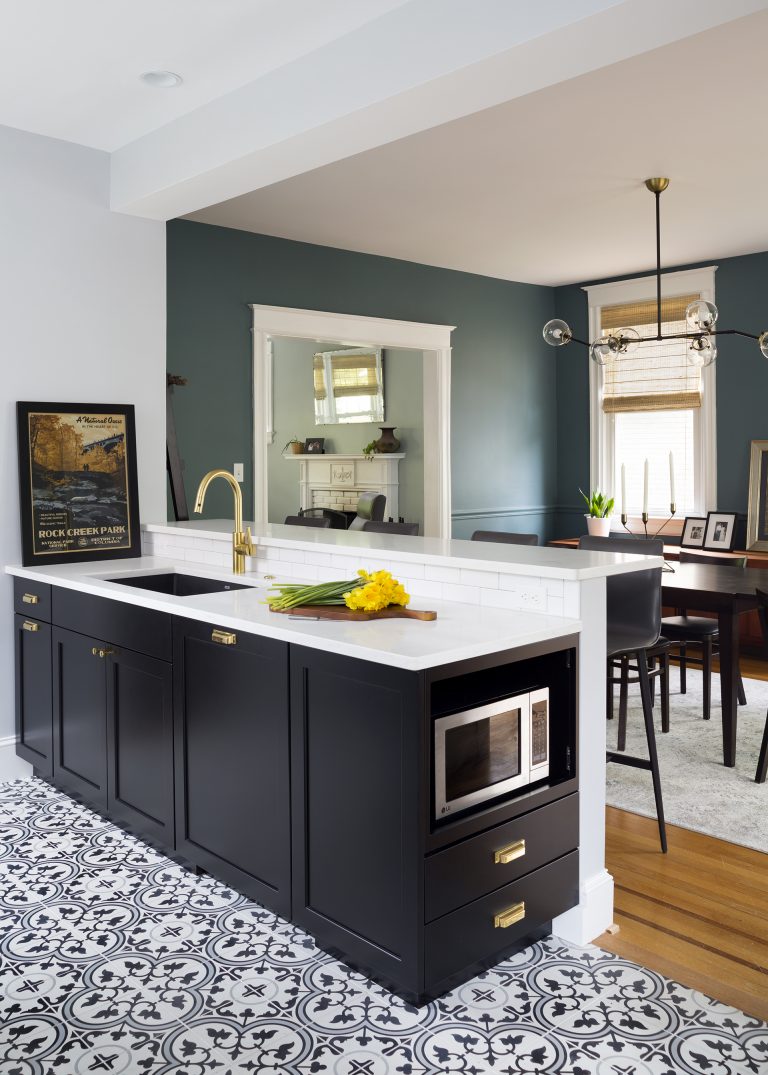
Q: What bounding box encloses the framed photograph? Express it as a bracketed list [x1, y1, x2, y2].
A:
[703, 511, 737, 553]
[305, 437, 325, 454]
[680, 516, 707, 549]
[747, 439, 768, 551]
[17, 402, 141, 566]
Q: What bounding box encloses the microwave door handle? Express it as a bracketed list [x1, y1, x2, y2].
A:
[520, 695, 531, 782]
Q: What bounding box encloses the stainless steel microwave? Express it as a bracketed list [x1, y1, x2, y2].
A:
[434, 688, 549, 818]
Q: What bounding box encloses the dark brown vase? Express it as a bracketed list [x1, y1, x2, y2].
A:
[375, 426, 400, 453]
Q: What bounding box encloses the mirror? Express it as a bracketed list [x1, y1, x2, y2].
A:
[313, 347, 384, 425]
[267, 334, 424, 529]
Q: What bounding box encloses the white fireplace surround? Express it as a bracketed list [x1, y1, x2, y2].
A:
[287, 452, 405, 519]
[251, 304, 454, 538]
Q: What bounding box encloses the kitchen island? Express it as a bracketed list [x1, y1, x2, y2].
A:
[6, 523, 658, 1001]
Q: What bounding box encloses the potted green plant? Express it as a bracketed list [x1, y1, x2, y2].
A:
[283, 437, 304, 455]
[362, 440, 378, 460]
[580, 488, 614, 537]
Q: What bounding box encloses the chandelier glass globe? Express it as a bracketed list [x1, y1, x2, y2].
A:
[760, 331, 768, 360]
[685, 299, 718, 332]
[542, 319, 572, 347]
[590, 336, 614, 366]
[688, 336, 717, 367]
[615, 327, 641, 352]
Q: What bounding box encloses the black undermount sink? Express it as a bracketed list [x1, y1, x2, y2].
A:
[110, 573, 250, 597]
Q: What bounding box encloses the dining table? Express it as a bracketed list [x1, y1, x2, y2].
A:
[662, 561, 768, 767]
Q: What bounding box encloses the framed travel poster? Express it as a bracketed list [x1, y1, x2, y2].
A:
[17, 402, 141, 565]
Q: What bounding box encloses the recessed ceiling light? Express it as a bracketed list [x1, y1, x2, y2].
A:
[140, 70, 183, 89]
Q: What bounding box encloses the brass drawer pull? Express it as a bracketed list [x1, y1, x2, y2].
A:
[22, 621, 39, 632]
[22, 593, 39, 605]
[494, 901, 526, 929]
[494, 839, 526, 865]
[92, 647, 115, 659]
[212, 629, 237, 646]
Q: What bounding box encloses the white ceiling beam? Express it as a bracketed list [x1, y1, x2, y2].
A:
[110, 0, 767, 220]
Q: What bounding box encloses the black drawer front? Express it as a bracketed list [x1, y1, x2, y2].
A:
[425, 850, 578, 987]
[425, 793, 578, 921]
[14, 578, 52, 622]
[52, 587, 171, 661]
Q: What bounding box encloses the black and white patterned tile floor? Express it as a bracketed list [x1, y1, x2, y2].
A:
[0, 779, 765, 1075]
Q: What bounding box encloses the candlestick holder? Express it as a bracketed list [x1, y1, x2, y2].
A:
[621, 509, 676, 569]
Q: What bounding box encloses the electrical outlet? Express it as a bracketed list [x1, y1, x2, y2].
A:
[233, 463, 244, 482]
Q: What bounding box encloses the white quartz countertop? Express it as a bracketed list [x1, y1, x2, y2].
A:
[144, 521, 661, 581]
[6, 557, 581, 671]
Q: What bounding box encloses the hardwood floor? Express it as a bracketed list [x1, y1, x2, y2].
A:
[598, 807, 768, 1021]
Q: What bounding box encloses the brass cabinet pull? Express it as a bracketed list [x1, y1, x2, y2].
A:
[92, 647, 100, 656]
[92, 647, 115, 659]
[494, 901, 526, 929]
[22, 593, 39, 605]
[212, 629, 237, 646]
[22, 621, 39, 632]
[494, 839, 526, 865]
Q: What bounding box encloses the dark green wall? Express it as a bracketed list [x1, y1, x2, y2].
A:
[554, 250, 768, 536]
[167, 220, 558, 537]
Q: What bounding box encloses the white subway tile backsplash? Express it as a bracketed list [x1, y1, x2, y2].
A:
[305, 551, 335, 568]
[545, 578, 564, 598]
[278, 548, 305, 563]
[441, 582, 478, 605]
[479, 588, 526, 612]
[546, 596, 564, 618]
[499, 573, 540, 592]
[424, 564, 461, 583]
[459, 568, 499, 589]
[402, 579, 442, 600]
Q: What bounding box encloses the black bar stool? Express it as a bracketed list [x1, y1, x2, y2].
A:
[580, 535, 668, 852]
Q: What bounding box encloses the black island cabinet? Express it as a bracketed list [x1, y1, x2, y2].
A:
[12, 577, 579, 1004]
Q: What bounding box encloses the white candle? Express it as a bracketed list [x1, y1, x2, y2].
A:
[669, 451, 675, 507]
[621, 464, 626, 517]
[643, 459, 649, 515]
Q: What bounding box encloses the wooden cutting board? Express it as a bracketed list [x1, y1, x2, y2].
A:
[270, 604, 437, 622]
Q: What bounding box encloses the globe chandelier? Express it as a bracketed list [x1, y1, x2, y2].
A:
[542, 178, 768, 367]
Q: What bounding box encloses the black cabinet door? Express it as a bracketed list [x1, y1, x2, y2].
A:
[174, 619, 291, 915]
[106, 647, 174, 848]
[290, 645, 425, 997]
[14, 615, 52, 775]
[52, 627, 107, 808]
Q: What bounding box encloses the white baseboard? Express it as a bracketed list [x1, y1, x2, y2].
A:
[0, 736, 33, 786]
[552, 868, 614, 945]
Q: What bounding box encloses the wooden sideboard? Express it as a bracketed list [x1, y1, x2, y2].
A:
[549, 538, 768, 656]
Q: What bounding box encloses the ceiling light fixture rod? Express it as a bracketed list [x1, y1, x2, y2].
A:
[541, 176, 768, 366]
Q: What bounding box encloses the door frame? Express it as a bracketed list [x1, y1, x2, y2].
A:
[250, 304, 454, 538]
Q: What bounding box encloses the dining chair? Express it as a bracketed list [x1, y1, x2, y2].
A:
[579, 534, 667, 851]
[297, 507, 349, 530]
[348, 492, 386, 531]
[471, 530, 538, 545]
[362, 521, 419, 536]
[283, 515, 331, 528]
[661, 550, 748, 721]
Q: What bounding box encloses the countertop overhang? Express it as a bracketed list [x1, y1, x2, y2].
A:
[6, 557, 581, 671]
[144, 521, 661, 582]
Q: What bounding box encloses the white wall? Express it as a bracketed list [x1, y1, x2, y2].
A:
[0, 125, 166, 779]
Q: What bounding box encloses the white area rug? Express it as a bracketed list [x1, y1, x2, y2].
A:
[606, 668, 768, 852]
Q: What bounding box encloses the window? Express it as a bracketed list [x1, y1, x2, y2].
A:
[587, 268, 717, 521]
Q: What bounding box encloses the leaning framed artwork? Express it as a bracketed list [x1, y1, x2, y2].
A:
[680, 516, 707, 549]
[16, 402, 141, 566]
[747, 439, 768, 551]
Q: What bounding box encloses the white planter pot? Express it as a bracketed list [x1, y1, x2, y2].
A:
[586, 515, 612, 537]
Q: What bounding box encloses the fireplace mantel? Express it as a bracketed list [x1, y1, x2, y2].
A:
[284, 452, 405, 519]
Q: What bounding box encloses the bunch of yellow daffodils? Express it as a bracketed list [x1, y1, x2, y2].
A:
[344, 569, 410, 612]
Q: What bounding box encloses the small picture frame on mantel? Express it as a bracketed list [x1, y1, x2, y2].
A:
[680, 516, 707, 549]
[305, 437, 325, 454]
[703, 511, 738, 553]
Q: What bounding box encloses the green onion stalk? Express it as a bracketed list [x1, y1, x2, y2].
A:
[267, 578, 364, 611]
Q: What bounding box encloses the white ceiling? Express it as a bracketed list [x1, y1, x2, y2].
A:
[0, 0, 409, 150]
[187, 11, 768, 287]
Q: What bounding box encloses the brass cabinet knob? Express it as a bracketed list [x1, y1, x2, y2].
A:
[494, 839, 526, 865]
[22, 593, 39, 605]
[212, 629, 237, 646]
[494, 901, 526, 929]
[22, 621, 39, 632]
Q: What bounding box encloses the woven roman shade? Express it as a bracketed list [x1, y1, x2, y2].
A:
[314, 352, 379, 400]
[601, 294, 702, 413]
